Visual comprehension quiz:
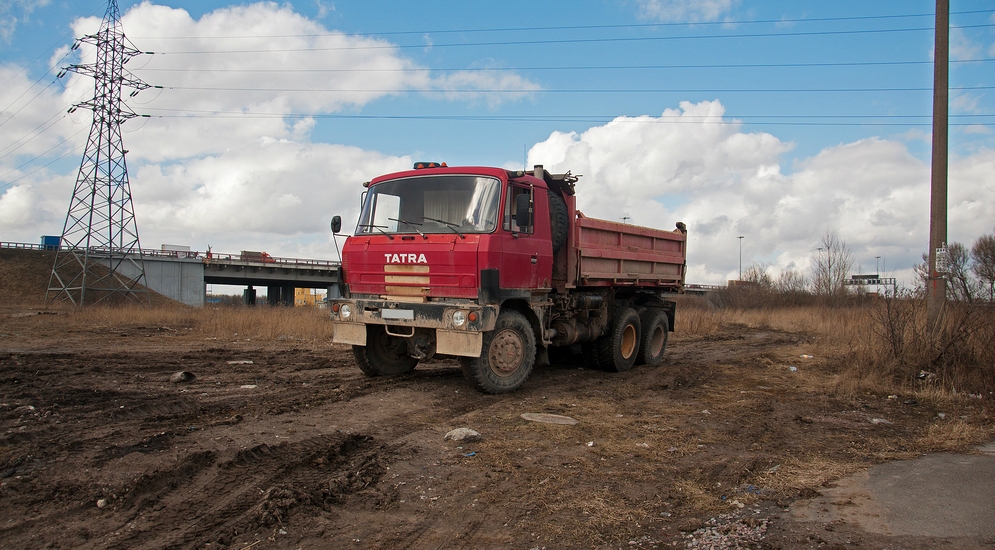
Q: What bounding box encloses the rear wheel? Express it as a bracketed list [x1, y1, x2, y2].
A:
[636, 308, 669, 367]
[594, 306, 641, 372]
[460, 310, 536, 393]
[353, 325, 418, 376]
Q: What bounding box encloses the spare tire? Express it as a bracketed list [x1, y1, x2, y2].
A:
[549, 192, 568, 254]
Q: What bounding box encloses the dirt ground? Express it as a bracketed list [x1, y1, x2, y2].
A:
[2, 302, 992, 550]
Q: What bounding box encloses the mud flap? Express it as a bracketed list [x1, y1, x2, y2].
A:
[333, 323, 367, 345]
[437, 330, 482, 357]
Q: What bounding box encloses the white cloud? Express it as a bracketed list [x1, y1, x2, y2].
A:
[950, 28, 983, 61]
[951, 92, 982, 114]
[0, 64, 79, 161]
[0, 182, 36, 228]
[43, 2, 539, 161]
[2, 2, 540, 256]
[314, 1, 332, 20]
[963, 125, 992, 135]
[529, 101, 995, 286]
[635, 0, 739, 22]
[0, 0, 50, 43]
[129, 138, 411, 252]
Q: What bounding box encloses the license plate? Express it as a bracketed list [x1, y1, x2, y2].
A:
[381, 309, 414, 320]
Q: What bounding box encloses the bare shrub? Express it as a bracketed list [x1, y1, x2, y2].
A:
[673, 295, 722, 339]
[870, 289, 920, 362]
[973, 230, 995, 300]
[858, 292, 994, 397]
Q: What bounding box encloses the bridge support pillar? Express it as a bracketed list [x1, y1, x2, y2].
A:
[267, 285, 281, 306]
[282, 284, 295, 306]
[243, 286, 256, 306]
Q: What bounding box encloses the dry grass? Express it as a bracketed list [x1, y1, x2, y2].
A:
[6, 303, 336, 347]
[674, 295, 993, 400]
[919, 420, 991, 452]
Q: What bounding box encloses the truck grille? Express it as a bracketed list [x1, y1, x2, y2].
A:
[383, 264, 430, 301]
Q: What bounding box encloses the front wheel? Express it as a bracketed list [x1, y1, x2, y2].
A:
[353, 325, 418, 376]
[460, 310, 536, 393]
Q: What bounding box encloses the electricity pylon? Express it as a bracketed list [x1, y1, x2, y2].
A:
[48, 0, 152, 306]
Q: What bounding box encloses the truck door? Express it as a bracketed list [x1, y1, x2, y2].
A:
[499, 182, 541, 289]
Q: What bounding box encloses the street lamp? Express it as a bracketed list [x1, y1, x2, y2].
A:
[874, 255, 882, 294]
[738, 235, 744, 280]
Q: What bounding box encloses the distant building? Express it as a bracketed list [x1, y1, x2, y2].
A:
[295, 288, 323, 307]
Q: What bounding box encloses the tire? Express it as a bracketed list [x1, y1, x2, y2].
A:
[636, 308, 669, 367]
[460, 310, 536, 393]
[594, 306, 641, 372]
[352, 325, 418, 376]
[581, 340, 605, 370]
[549, 192, 569, 254]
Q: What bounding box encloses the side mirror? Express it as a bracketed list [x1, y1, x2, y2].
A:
[515, 193, 532, 229]
[331, 215, 342, 234]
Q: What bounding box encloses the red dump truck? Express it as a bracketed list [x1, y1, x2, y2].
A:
[329, 164, 687, 393]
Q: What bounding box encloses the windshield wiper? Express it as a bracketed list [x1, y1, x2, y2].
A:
[357, 223, 394, 240]
[422, 216, 465, 239]
[388, 218, 428, 239]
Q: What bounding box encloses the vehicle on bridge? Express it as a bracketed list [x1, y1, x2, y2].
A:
[239, 250, 275, 263]
[328, 164, 687, 393]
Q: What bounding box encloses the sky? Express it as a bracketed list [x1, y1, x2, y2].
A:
[1, 0, 993, 287]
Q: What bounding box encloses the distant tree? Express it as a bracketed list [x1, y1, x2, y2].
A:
[946, 242, 979, 302]
[972, 230, 995, 301]
[811, 231, 854, 298]
[776, 269, 809, 293]
[913, 252, 930, 296]
[743, 262, 773, 287]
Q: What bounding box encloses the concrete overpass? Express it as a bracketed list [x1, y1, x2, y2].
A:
[113, 249, 340, 306]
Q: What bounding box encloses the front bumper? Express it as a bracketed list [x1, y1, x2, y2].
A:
[329, 299, 499, 357]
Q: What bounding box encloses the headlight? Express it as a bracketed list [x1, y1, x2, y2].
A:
[340, 304, 352, 320]
[452, 310, 467, 327]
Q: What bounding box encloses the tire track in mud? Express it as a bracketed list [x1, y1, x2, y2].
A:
[105, 433, 386, 550]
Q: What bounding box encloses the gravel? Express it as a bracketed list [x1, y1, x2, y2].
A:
[679, 510, 771, 549]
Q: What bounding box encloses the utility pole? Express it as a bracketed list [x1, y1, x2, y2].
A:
[48, 0, 152, 307]
[738, 235, 744, 280]
[927, 0, 949, 330]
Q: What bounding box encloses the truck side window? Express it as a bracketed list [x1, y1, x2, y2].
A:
[504, 184, 533, 234]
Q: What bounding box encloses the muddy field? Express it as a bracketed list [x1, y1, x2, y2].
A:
[1, 303, 992, 549]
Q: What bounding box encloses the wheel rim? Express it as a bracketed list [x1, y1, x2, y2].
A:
[488, 328, 524, 377]
[649, 326, 665, 357]
[620, 324, 637, 359]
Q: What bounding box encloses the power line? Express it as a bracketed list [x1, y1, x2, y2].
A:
[153, 85, 995, 94]
[129, 9, 994, 40]
[0, 77, 62, 129]
[150, 23, 995, 55]
[133, 57, 995, 74]
[0, 136, 85, 191]
[0, 111, 70, 161]
[137, 108, 994, 126]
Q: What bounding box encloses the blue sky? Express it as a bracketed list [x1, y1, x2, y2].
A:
[1, 0, 993, 286]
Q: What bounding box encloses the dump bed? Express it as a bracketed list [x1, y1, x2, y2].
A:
[570, 214, 686, 290]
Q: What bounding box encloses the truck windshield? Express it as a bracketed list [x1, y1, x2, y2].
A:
[356, 175, 501, 235]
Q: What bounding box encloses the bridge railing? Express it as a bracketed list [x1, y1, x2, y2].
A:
[0, 241, 46, 250]
[0, 241, 339, 267]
